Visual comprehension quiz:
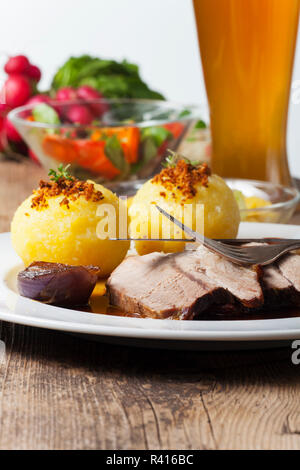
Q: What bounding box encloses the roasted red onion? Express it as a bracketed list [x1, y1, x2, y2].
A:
[18, 262, 100, 307]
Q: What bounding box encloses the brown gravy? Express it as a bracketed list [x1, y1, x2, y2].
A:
[198, 308, 300, 321]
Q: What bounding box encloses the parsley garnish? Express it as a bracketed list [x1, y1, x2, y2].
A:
[162, 150, 202, 168]
[48, 164, 74, 183]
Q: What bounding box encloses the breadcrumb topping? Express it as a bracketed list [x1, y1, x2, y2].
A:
[152, 159, 211, 201]
[31, 177, 104, 210]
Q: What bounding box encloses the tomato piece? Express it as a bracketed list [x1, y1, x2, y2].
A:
[90, 126, 139, 163]
[163, 122, 184, 138]
[42, 135, 78, 163]
[76, 140, 120, 179]
[90, 129, 103, 141]
[76, 140, 105, 168]
[157, 140, 169, 158]
[118, 127, 139, 163]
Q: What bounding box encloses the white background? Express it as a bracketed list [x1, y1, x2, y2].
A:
[1, 0, 300, 176]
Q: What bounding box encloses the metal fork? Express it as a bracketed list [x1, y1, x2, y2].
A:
[156, 205, 300, 266]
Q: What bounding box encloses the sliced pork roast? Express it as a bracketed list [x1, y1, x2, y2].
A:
[193, 246, 263, 309]
[107, 246, 263, 319]
[261, 264, 298, 307]
[277, 253, 300, 293]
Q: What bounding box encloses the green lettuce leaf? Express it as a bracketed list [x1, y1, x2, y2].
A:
[32, 103, 60, 125]
[141, 126, 171, 147]
[51, 55, 164, 100]
[104, 135, 129, 176]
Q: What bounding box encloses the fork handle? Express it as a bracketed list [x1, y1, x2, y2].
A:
[279, 241, 300, 251]
[279, 240, 300, 248]
[260, 241, 300, 266]
[214, 238, 300, 244]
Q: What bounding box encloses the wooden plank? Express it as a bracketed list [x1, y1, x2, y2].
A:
[0, 159, 300, 450]
[0, 321, 299, 450]
[0, 160, 46, 232]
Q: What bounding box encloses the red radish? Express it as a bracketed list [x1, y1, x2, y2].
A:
[29, 149, 40, 165]
[4, 55, 30, 75]
[4, 74, 32, 108]
[26, 94, 51, 105]
[66, 104, 93, 125]
[4, 117, 22, 142]
[0, 103, 10, 115]
[0, 135, 5, 152]
[77, 85, 108, 116]
[0, 104, 10, 150]
[77, 85, 101, 100]
[0, 105, 8, 151]
[56, 87, 77, 101]
[0, 131, 6, 152]
[27, 65, 41, 82]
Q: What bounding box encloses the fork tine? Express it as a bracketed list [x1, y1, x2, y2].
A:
[210, 237, 300, 266]
[229, 251, 252, 260]
[156, 204, 300, 266]
[156, 205, 260, 265]
[216, 251, 253, 265]
[206, 243, 253, 264]
[214, 244, 251, 258]
[215, 244, 259, 265]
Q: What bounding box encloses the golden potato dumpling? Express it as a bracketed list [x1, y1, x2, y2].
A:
[129, 160, 240, 255]
[11, 179, 129, 277]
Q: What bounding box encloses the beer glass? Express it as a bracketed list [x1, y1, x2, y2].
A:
[193, 0, 300, 184]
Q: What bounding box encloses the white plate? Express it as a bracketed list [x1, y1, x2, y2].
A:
[1, 223, 300, 350]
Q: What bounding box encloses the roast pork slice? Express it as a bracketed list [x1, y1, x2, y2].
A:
[277, 253, 300, 293]
[107, 252, 231, 319]
[238, 242, 300, 307]
[261, 264, 298, 306]
[107, 248, 263, 319]
[194, 245, 263, 309]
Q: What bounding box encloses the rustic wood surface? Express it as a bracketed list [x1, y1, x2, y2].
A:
[0, 159, 300, 450]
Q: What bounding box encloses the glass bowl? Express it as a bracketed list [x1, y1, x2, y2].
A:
[110, 178, 300, 224]
[225, 178, 300, 223]
[9, 99, 208, 183]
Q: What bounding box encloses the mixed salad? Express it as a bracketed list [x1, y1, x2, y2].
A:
[26, 102, 187, 180]
[2, 53, 207, 179]
[0, 53, 165, 162]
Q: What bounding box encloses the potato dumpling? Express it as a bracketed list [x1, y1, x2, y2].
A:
[129, 159, 240, 255]
[11, 176, 129, 277]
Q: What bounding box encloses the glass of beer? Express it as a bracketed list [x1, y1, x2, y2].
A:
[193, 0, 300, 185]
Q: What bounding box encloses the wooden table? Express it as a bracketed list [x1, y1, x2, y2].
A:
[0, 159, 300, 450]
